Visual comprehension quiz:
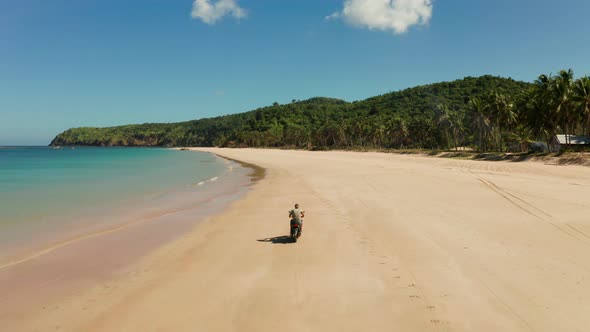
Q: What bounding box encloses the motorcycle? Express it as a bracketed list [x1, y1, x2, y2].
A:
[290, 220, 301, 242]
[289, 209, 305, 242]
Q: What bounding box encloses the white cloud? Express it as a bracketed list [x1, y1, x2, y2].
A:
[325, 12, 341, 21]
[328, 0, 433, 34]
[191, 0, 247, 25]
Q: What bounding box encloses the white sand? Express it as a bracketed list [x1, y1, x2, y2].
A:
[7, 148, 590, 331]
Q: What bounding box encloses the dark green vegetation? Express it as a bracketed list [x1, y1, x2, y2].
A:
[51, 72, 590, 152]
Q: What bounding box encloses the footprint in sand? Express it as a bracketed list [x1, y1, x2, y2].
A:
[430, 319, 449, 325]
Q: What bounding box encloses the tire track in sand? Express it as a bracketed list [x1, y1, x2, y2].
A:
[469, 172, 588, 243]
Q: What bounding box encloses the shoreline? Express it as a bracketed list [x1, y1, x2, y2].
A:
[174, 147, 266, 183]
[0, 156, 257, 269]
[0, 153, 261, 326]
[5, 148, 590, 331]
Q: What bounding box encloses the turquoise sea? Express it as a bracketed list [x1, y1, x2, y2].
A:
[0, 147, 251, 263]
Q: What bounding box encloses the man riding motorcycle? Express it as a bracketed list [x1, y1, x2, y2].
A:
[289, 203, 305, 239]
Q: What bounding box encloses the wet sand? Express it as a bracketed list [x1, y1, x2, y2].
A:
[4, 148, 590, 331]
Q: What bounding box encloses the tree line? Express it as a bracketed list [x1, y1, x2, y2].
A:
[466, 69, 590, 152]
[51, 73, 590, 152]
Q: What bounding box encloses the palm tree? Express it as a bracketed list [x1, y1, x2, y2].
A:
[523, 75, 559, 151]
[337, 119, 351, 147]
[572, 76, 590, 136]
[353, 120, 366, 147]
[372, 120, 387, 148]
[485, 92, 500, 150]
[488, 92, 516, 152]
[434, 105, 460, 150]
[510, 125, 532, 152]
[436, 104, 454, 150]
[468, 97, 491, 151]
[552, 69, 575, 144]
[386, 116, 408, 149]
[449, 110, 464, 151]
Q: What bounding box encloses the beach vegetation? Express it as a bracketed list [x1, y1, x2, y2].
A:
[51, 72, 590, 153]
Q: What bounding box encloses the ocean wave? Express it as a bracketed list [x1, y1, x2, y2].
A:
[196, 176, 219, 187]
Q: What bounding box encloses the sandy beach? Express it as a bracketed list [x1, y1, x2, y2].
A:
[5, 148, 590, 331]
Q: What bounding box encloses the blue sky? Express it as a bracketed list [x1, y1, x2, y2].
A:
[1, 0, 590, 145]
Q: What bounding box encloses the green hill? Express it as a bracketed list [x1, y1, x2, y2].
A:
[50, 75, 530, 149]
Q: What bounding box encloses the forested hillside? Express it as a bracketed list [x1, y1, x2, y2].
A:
[53, 73, 587, 152]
